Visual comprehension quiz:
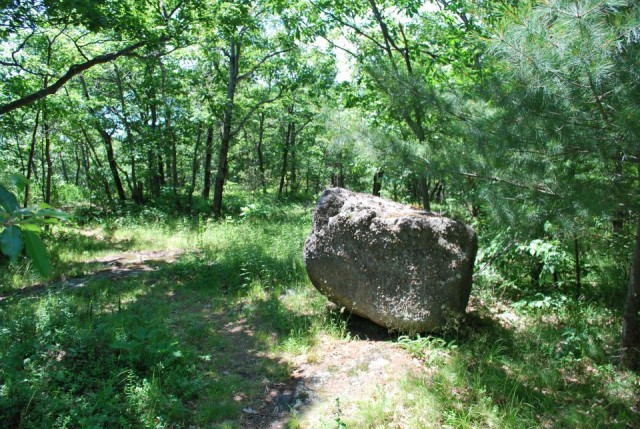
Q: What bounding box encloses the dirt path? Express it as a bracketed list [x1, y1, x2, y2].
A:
[238, 335, 426, 429]
[3, 247, 429, 428]
[0, 249, 184, 301]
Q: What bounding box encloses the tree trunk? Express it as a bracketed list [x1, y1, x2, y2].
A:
[114, 64, 143, 204]
[574, 237, 582, 298]
[102, 130, 126, 201]
[58, 151, 69, 183]
[80, 125, 113, 202]
[419, 174, 431, 211]
[79, 75, 126, 201]
[24, 109, 40, 207]
[202, 125, 214, 199]
[187, 125, 203, 211]
[279, 122, 293, 197]
[43, 115, 53, 204]
[290, 131, 297, 195]
[372, 170, 384, 196]
[621, 217, 640, 370]
[160, 60, 180, 210]
[256, 111, 267, 194]
[148, 82, 163, 197]
[213, 38, 240, 218]
[74, 145, 81, 186]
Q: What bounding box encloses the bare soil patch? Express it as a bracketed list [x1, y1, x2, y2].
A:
[0, 249, 185, 301]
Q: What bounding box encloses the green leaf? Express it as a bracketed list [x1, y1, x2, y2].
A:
[36, 208, 70, 220]
[0, 184, 19, 212]
[18, 223, 42, 233]
[9, 174, 30, 193]
[0, 226, 23, 262]
[23, 230, 50, 277]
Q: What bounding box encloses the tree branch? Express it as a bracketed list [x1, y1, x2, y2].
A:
[0, 40, 149, 116]
[237, 49, 290, 82]
[232, 87, 284, 136]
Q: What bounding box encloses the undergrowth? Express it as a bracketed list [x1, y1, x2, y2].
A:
[0, 196, 638, 428]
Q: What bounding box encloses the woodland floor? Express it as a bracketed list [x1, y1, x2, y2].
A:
[2, 221, 638, 428]
[4, 245, 431, 428]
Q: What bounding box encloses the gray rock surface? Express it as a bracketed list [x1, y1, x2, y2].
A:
[303, 188, 477, 332]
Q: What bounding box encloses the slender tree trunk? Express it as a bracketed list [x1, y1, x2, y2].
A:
[419, 174, 431, 211]
[43, 116, 53, 204]
[188, 125, 203, 211]
[80, 125, 113, 202]
[74, 145, 81, 186]
[305, 158, 310, 194]
[373, 170, 384, 196]
[160, 60, 180, 210]
[213, 38, 240, 218]
[290, 130, 297, 195]
[256, 112, 267, 194]
[621, 217, 640, 370]
[102, 131, 126, 201]
[79, 75, 126, 201]
[147, 80, 163, 197]
[202, 125, 214, 199]
[574, 237, 582, 298]
[278, 122, 293, 197]
[24, 109, 40, 207]
[58, 151, 69, 183]
[12, 130, 26, 175]
[114, 64, 143, 204]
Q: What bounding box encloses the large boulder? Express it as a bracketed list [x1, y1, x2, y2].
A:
[303, 188, 477, 332]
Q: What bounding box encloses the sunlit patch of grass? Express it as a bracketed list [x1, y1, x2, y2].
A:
[393, 287, 640, 428]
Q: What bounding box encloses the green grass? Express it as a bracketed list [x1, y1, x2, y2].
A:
[0, 198, 638, 428]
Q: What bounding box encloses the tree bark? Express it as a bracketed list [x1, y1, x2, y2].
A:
[418, 174, 431, 211]
[278, 121, 293, 197]
[372, 170, 384, 196]
[23, 109, 40, 207]
[80, 125, 113, 202]
[187, 125, 203, 211]
[79, 75, 126, 201]
[213, 38, 240, 218]
[114, 64, 143, 204]
[574, 237, 582, 298]
[147, 75, 164, 197]
[621, 217, 640, 370]
[256, 111, 267, 194]
[74, 145, 81, 186]
[202, 125, 214, 199]
[42, 112, 53, 204]
[160, 60, 180, 210]
[58, 151, 69, 183]
[290, 132, 298, 194]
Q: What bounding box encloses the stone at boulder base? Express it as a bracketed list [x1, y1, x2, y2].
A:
[303, 188, 477, 332]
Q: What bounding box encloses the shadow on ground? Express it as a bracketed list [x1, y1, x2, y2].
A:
[0, 240, 314, 428]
